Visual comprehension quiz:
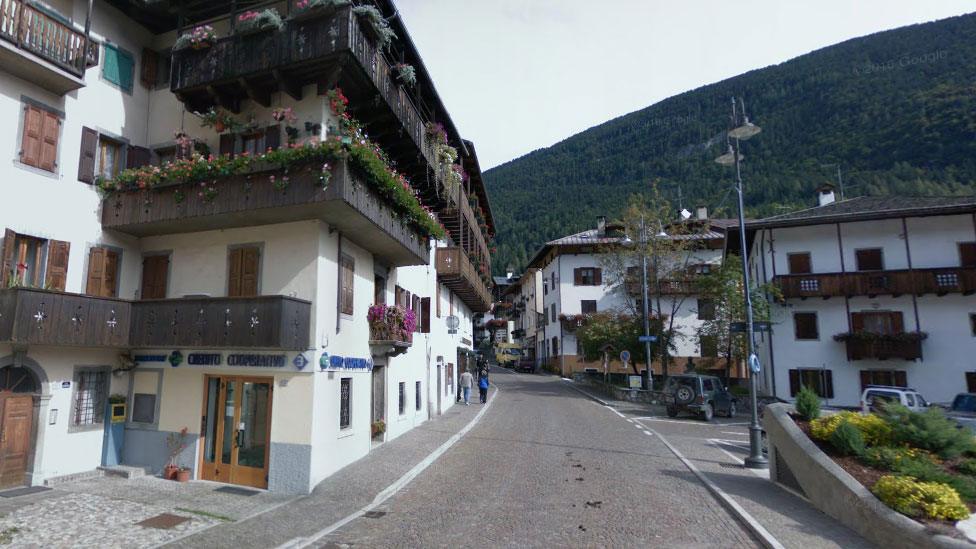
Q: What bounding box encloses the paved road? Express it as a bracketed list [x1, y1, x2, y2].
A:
[318, 368, 758, 548]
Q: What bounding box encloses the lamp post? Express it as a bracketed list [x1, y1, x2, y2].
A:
[623, 214, 666, 391]
[715, 96, 768, 469]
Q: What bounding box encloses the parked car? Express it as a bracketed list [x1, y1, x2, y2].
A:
[859, 385, 928, 414]
[516, 358, 535, 373]
[664, 374, 737, 421]
[945, 393, 976, 432]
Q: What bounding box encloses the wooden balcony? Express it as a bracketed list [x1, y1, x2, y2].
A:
[130, 295, 310, 351]
[625, 278, 697, 296]
[170, 6, 434, 173]
[440, 185, 489, 266]
[0, 0, 96, 93]
[436, 247, 491, 313]
[775, 268, 976, 299]
[100, 158, 429, 266]
[843, 338, 924, 361]
[0, 288, 130, 348]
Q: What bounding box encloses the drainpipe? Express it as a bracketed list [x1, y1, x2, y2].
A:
[80, 0, 94, 74]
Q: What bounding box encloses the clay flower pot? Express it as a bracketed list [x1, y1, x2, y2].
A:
[164, 464, 179, 480]
[176, 468, 191, 482]
[215, 119, 226, 133]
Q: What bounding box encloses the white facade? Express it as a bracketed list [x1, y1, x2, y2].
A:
[751, 205, 976, 408]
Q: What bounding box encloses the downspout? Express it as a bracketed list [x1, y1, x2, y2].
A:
[336, 232, 342, 334]
[760, 229, 777, 397]
[80, 0, 94, 74]
[838, 223, 852, 362]
[902, 217, 922, 361]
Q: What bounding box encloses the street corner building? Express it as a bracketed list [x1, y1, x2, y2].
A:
[0, 0, 493, 494]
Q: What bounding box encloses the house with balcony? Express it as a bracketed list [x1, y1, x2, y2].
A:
[748, 186, 976, 407]
[503, 268, 543, 367]
[0, 0, 493, 494]
[527, 213, 732, 380]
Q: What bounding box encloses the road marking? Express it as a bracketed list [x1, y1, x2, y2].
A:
[275, 384, 500, 549]
[636, 417, 720, 426]
[722, 431, 747, 436]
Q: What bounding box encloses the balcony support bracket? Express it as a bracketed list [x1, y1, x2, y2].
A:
[238, 78, 271, 108]
[274, 69, 302, 101]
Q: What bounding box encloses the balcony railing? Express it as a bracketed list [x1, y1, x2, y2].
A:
[436, 247, 491, 313]
[0, 289, 311, 350]
[0, 288, 130, 348]
[842, 337, 924, 361]
[776, 268, 976, 299]
[130, 295, 310, 351]
[170, 6, 433, 169]
[100, 158, 429, 267]
[625, 278, 697, 296]
[0, 0, 96, 90]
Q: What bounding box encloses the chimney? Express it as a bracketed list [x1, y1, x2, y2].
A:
[596, 216, 607, 236]
[695, 205, 708, 221]
[816, 183, 836, 207]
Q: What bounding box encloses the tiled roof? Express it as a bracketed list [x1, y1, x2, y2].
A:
[750, 196, 976, 228]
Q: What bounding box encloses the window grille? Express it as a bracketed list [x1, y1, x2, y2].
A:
[398, 382, 406, 415]
[73, 370, 107, 425]
[799, 278, 820, 292]
[936, 273, 959, 288]
[339, 378, 351, 429]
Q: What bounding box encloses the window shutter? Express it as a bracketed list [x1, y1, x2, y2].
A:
[86, 247, 107, 296]
[788, 369, 799, 396]
[851, 312, 865, 332]
[593, 268, 602, 286]
[141, 255, 169, 299]
[44, 240, 70, 291]
[264, 126, 281, 151]
[890, 312, 904, 333]
[341, 257, 354, 315]
[788, 253, 812, 275]
[420, 297, 431, 333]
[140, 48, 158, 88]
[894, 370, 908, 388]
[823, 370, 834, 398]
[966, 372, 976, 393]
[103, 250, 119, 297]
[39, 111, 59, 172]
[78, 127, 98, 183]
[960, 243, 976, 268]
[241, 247, 260, 297]
[573, 268, 582, 285]
[1, 229, 16, 287]
[394, 286, 403, 308]
[859, 370, 871, 391]
[219, 134, 235, 158]
[228, 248, 243, 297]
[126, 146, 151, 170]
[20, 106, 42, 168]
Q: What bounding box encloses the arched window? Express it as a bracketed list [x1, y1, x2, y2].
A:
[0, 366, 39, 394]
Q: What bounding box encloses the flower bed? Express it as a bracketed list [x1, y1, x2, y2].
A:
[368, 305, 415, 343]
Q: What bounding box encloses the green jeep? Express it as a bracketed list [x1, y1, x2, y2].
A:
[664, 374, 737, 421]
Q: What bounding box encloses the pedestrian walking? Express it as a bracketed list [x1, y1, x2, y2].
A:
[459, 369, 474, 405]
[478, 374, 489, 404]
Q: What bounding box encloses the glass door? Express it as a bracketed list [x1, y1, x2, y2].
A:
[199, 376, 273, 489]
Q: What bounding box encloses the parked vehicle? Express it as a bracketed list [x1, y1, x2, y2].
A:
[494, 343, 521, 367]
[516, 358, 535, 373]
[664, 374, 737, 421]
[945, 393, 976, 432]
[859, 385, 928, 414]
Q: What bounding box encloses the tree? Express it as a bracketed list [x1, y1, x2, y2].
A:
[694, 255, 779, 380]
[600, 188, 708, 379]
[574, 311, 663, 376]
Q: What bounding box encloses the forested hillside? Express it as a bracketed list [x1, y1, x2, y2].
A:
[483, 12, 976, 272]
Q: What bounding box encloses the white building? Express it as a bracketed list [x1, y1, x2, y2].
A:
[0, 0, 493, 493]
[748, 187, 976, 407]
[527, 214, 735, 381]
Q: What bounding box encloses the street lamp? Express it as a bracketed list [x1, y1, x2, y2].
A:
[622, 214, 663, 391]
[715, 96, 768, 470]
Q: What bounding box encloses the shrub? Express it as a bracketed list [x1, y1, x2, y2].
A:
[795, 385, 821, 421]
[957, 459, 976, 477]
[881, 404, 976, 459]
[863, 446, 934, 470]
[872, 475, 969, 521]
[830, 420, 866, 456]
[811, 412, 892, 446]
[864, 447, 976, 502]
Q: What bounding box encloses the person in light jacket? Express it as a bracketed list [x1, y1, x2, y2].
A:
[459, 369, 474, 405]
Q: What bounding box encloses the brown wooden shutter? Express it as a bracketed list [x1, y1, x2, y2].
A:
[394, 286, 403, 308]
[787, 253, 812, 274]
[104, 250, 119, 297]
[78, 127, 98, 183]
[1, 229, 16, 287]
[788, 369, 799, 396]
[219, 134, 236, 158]
[851, 312, 865, 332]
[140, 48, 158, 88]
[893, 370, 907, 388]
[341, 256, 354, 315]
[435, 284, 441, 317]
[855, 249, 883, 271]
[86, 247, 106, 296]
[264, 126, 280, 151]
[20, 106, 42, 168]
[859, 370, 872, 391]
[890, 311, 904, 334]
[573, 268, 582, 285]
[593, 268, 602, 286]
[141, 255, 169, 299]
[421, 297, 431, 333]
[412, 295, 420, 324]
[241, 247, 260, 297]
[823, 370, 834, 398]
[44, 240, 70, 291]
[126, 146, 151, 170]
[960, 243, 976, 268]
[39, 111, 59, 172]
[228, 248, 243, 297]
[966, 372, 976, 393]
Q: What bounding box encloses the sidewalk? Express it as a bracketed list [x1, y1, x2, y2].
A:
[568, 381, 871, 548]
[164, 386, 494, 548]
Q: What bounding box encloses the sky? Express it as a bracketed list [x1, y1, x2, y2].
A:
[395, 0, 976, 170]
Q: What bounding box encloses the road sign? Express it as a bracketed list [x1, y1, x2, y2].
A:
[730, 321, 772, 333]
[638, 335, 658, 343]
[620, 350, 631, 363]
[749, 353, 762, 374]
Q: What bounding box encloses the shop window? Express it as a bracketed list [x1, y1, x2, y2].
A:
[788, 368, 834, 398]
[72, 368, 108, 428]
[793, 312, 819, 340]
[339, 378, 351, 430]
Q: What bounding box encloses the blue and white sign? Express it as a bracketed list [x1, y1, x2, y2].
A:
[638, 335, 658, 343]
[749, 353, 762, 374]
[293, 354, 309, 370]
[134, 354, 166, 363]
[619, 350, 631, 363]
[325, 355, 374, 371]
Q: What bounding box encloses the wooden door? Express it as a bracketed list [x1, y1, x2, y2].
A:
[86, 247, 119, 297]
[198, 376, 272, 489]
[371, 365, 386, 426]
[228, 247, 260, 297]
[0, 395, 33, 489]
[141, 255, 169, 299]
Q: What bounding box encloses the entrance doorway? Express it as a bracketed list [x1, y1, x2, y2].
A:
[0, 366, 39, 489]
[199, 376, 273, 489]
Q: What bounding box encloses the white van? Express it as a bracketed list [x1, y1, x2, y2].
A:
[860, 385, 928, 414]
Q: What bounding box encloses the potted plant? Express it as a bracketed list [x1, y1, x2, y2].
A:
[164, 427, 189, 480]
[291, 0, 350, 22]
[351, 5, 396, 50]
[174, 25, 217, 51]
[393, 63, 416, 86]
[371, 419, 386, 438]
[235, 8, 284, 36]
[200, 108, 237, 134]
[175, 467, 192, 482]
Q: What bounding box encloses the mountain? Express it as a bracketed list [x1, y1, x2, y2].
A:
[483, 13, 976, 273]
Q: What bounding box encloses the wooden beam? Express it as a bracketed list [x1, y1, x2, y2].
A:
[238, 77, 271, 108]
[206, 85, 240, 113]
[273, 69, 302, 101]
[317, 66, 343, 95]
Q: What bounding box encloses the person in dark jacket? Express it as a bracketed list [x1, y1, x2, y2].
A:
[478, 373, 489, 404]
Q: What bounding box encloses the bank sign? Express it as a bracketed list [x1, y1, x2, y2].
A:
[135, 351, 310, 372]
[318, 353, 373, 372]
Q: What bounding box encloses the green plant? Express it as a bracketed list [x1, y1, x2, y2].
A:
[872, 475, 969, 521]
[880, 404, 976, 459]
[173, 25, 216, 50]
[352, 5, 396, 49]
[810, 411, 892, 446]
[236, 8, 283, 34]
[957, 458, 976, 476]
[108, 394, 126, 404]
[832, 331, 928, 343]
[830, 420, 866, 456]
[293, 0, 349, 15]
[394, 63, 416, 86]
[794, 385, 821, 421]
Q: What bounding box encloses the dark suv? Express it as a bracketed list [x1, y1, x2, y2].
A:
[664, 374, 737, 421]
